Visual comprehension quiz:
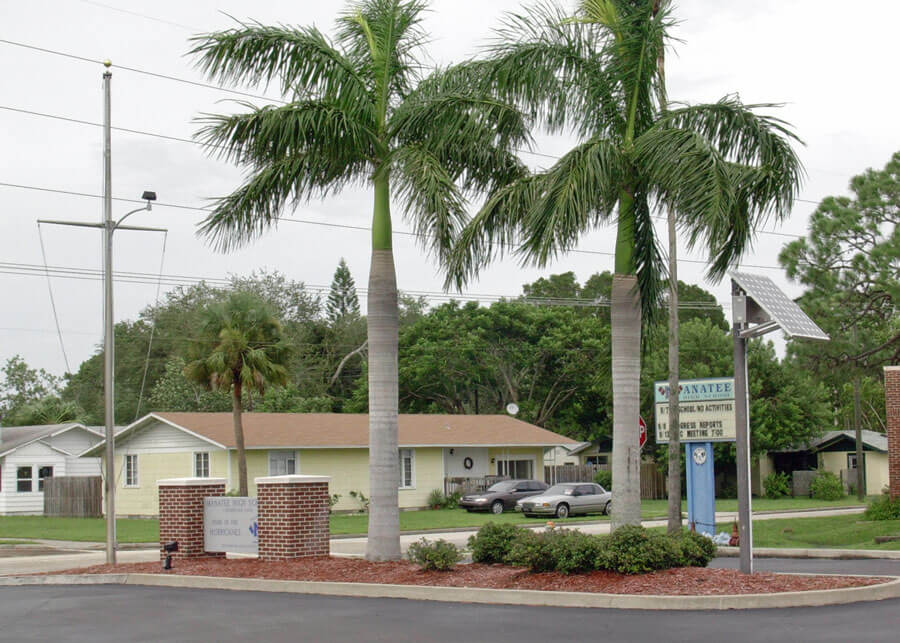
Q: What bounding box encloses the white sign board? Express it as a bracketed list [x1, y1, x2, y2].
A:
[203, 496, 258, 554]
[654, 377, 736, 443]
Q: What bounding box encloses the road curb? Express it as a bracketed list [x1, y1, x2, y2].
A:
[2, 572, 898, 610]
[716, 547, 900, 560]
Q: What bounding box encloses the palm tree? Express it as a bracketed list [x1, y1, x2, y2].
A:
[447, 1, 803, 528]
[184, 292, 290, 496]
[189, 0, 528, 559]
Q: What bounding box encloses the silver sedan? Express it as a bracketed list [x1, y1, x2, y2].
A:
[516, 483, 611, 519]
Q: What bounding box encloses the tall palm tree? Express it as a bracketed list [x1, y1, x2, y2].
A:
[447, 0, 803, 528]
[189, 0, 528, 559]
[185, 292, 290, 496]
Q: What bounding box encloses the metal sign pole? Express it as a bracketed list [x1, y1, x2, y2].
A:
[732, 321, 753, 574]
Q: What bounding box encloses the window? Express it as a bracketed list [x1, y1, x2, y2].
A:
[848, 453, 863, 470]
[194, 452, 210, 478]
[16, 466, 32, 493]
[268, 451, 296, 476]
[124, 455, 138, 487]
[496, 459, 533, 479]
[585, 455, 608, 466]
[38, 466, 53, 491]
[399, 449, 415, 489]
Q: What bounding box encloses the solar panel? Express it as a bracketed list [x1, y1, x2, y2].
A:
[729, 271, 830, 341]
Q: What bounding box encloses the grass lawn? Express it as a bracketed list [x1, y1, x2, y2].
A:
[640, 495, 870, 519]
[716, 514, 900, 550]
[0, 516, 158, 543]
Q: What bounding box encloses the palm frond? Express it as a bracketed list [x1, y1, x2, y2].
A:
[196, 100, 376, 169]
[629, 186, 665, 328]
[520, 137, 624, 265]
[390, 144, 467, 264]
[189, 22, 369, 102]
[444, 175, 542, 290]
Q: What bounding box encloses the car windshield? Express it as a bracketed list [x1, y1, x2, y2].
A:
[486, 481, 516, 493]
[545, 485, 576, 496]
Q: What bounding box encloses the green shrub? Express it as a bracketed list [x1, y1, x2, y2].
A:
[864, 495, 900, 521]
[467, 523, 525, 564]
[763, 472, 791, 499]
[597, 525, 682, 574]
[593, 469, 612, 490]
[407, 538, 462, 571]
[548, 529, 607, 574]
[427, 489, 446, 509]
[506, 530, 557, 572]
[676, 530, 717, 567]
[810, 471, 844, 501]
[444, 490, 462, 509]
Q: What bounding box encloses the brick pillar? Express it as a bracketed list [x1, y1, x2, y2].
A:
[885, 366, 900, 500]
[256, 475, 331, 561]
[158, 477, 226, 559]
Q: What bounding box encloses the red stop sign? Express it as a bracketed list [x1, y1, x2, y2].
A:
[639, 415, 647, 449]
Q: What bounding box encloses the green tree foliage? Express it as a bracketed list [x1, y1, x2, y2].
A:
[184, 292, 291, 495]
[327, 258, 360, 325]
[5, 396, 86, 427]
[780, 151, 900, 431]
[0, 356, 61, 425]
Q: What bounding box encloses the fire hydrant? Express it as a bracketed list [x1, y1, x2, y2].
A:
[728, 521, 740, 547]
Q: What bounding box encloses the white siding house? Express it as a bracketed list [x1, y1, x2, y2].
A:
[0, 424, 104, 515]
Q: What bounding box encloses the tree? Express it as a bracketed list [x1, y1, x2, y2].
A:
[1, 356, 61, 425]
[5, 396, 86, 427]
[190, 0, 527, 559]
[327, 258, 361, 324]
[781, 151, 899, 497]
[184, 292, 290, 496]
[447, 1, 802, 527]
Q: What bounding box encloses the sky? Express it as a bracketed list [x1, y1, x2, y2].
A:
[2, 0, 900, 378]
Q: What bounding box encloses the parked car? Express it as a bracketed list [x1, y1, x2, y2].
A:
[458, 479, 549, 514]
[516, 482, 611, 519]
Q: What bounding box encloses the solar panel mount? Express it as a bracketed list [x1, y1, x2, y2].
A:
[729, 271, 829, 341]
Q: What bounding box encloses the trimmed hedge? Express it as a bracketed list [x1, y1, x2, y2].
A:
[470, 522, 717, 575]
[810, 471, 844, 501]
[407, 538, 462, 571]
[467, 523, 525, 564]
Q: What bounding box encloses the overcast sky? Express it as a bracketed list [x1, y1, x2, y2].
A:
[2, 0, 899, 377]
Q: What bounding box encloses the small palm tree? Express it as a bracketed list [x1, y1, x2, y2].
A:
[448, 1, 803, 527]
[190, 0, 527, 560]
[184, 292, 290, 496]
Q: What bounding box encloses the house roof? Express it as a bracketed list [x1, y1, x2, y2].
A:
[810, 430, 888, 453]
[0, 423, 105, 458]
[88, 412, 581, 452]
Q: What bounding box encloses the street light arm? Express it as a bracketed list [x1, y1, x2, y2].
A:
[114, 202, 151, 229]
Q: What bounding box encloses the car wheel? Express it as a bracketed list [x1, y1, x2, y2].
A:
[604, 501, 612, 516]
[555, 503, 569, 519]
[490, 500, 504, 514]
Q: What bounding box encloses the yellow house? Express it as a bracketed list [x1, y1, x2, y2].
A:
[760, 429, 890, 495]
[83, 412, 579, 517]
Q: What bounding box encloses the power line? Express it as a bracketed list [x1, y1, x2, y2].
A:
[0, 181, 796, 271]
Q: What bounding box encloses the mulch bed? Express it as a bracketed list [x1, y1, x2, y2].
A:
[60, 557, 889, 596]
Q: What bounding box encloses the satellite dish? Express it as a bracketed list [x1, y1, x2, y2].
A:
[506, 403, 519, 416]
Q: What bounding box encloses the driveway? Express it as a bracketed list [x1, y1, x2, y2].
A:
[1, 584, 898, 642]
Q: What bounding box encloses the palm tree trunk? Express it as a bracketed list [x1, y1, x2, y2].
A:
[610, 273, 642, 528]
[232, 379, 248, 496]
[366, 174, 401, 561]
[666, 208, 682, 534]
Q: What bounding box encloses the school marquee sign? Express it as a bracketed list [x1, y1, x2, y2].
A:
[654, 377, 736, 443]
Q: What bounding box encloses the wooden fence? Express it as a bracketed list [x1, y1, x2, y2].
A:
[43, 476, 102, 518]
[544, 463, 667, 500]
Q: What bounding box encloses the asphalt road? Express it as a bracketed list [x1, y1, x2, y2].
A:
[1, 585, 897, 643]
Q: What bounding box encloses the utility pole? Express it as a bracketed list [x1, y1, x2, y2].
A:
[38, 63, 164, 565]
[852, 325, 865, 500]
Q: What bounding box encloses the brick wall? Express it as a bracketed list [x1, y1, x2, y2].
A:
[158, 478, 226, 559]
[256, 475, 330, 560]
[885, 367, 900, 500]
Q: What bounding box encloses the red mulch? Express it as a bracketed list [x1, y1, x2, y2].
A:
[58, 557, 888, 596]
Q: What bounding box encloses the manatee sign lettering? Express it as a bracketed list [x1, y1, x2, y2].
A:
[654, 377, 736, 443]
[203, 496, 259, 554]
